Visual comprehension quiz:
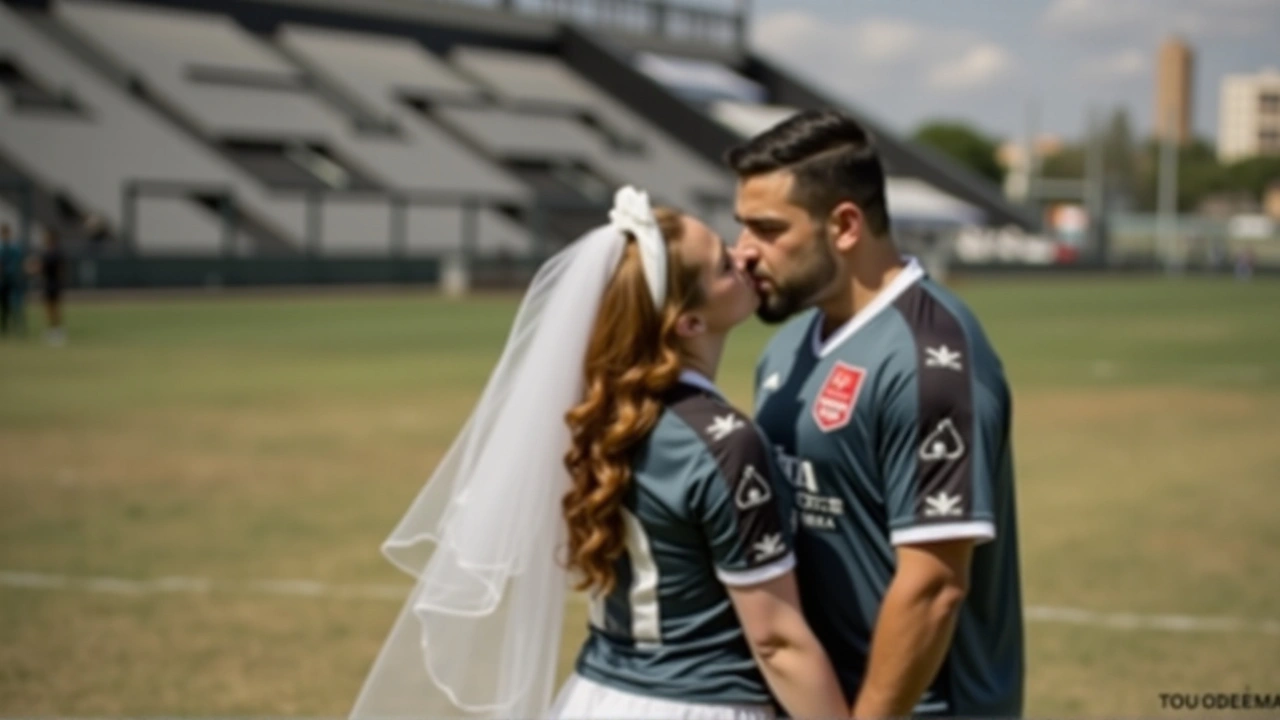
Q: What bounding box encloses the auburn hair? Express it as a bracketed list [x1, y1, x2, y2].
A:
[562, 207, 704, 595]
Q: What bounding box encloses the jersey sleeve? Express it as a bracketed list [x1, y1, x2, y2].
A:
[880, 342, 1007, 548]
[692, 420, 796, 587]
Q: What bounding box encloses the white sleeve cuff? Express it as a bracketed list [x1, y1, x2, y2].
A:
[891, 520, 996, 547]
[716, 553, 796, 587]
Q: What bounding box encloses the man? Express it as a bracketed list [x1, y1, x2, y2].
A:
[727, 109, 1023, 719]
[29, 229, 66, 345]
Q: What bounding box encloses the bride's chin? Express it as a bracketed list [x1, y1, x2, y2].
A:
[733, 299, 761, 327]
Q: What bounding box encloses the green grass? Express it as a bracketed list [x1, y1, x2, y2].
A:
[1, 277, 1279, 717]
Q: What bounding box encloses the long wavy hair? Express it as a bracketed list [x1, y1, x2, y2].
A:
[562, 207, 705, 595]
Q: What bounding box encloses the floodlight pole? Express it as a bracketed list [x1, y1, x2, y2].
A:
[1084, 106, 1106, 261]
[1023, 99, 1040, 213]
[1156, 109, 1181, 275]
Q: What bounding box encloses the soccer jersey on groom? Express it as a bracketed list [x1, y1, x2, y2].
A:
[753, 259, 1024, 718]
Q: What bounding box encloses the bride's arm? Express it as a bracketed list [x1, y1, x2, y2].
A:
[728, 571, 848, 720]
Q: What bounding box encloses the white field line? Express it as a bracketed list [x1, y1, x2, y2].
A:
[3, 570, 1278, 636]
[0, 570, 407, 601]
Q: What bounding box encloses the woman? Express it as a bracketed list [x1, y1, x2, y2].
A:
[350, 188, 846, 720]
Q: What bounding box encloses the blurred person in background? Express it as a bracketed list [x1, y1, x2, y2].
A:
[729, 109, 1024, 719]
[350, 187, 847, 720]
[0, 223, 26, 336]
[28, 228, 67, 346]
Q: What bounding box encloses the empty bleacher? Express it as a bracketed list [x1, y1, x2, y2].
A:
[0, 0, 1034, 288]
[451, 46, 736, 233]
[54, 0, 532, 256]
[0, 2, 262, 255]
[272, 24, 536, 255]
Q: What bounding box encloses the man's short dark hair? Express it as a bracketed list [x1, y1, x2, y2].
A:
[726, 109, 890, 237]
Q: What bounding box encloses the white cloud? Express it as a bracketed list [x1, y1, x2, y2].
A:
[746, 0, 1277, 140]
[851, 19, 922, 62]
[752, 13, 923, 67]
[1043, 0, 1144, 33]
[752, 11, 881, 97]
[1079, 48, 1149, 80]
[752, 10, 823, 55]
[753, 12, 1015, 97]
[927, 43, 1013, 91]
[1043, 0, 1279, 39]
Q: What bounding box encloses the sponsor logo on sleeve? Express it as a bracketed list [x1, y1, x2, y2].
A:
[919, 418, 966, 462]
[925, 345, 963, 371]
[923, 491, 964, 518]
[734, 465, 773, 510]
[752, 532, 786, 562]
[706, 413, 745, 442]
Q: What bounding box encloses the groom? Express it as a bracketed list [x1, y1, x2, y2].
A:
[727, 109, 1025, 719]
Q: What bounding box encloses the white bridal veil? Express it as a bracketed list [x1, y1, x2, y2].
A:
[349, 187, 667, 720]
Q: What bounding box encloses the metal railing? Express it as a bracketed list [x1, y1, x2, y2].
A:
[448, 0, 746, 49]
[118, 179, 609, 260]
[120, 180, 240, 256]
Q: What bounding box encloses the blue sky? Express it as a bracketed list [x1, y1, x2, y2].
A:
[745, 0, 1280, 144]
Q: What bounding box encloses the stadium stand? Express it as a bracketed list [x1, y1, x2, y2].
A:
[55, 0, 532, 256]
[0, 0, 1037, 288]
[447, 46, 736, 234]
[275, 25, 536, 257]
[0, 2, 263, 254]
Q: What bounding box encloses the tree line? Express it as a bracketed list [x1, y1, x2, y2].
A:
[911, 112, 1280, 213]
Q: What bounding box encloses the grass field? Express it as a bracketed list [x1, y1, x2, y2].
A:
[1, 277, 1278, 718]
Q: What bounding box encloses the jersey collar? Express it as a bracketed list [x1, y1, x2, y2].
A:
[811, 256, 926, 358]
[678, 369, 724, 398]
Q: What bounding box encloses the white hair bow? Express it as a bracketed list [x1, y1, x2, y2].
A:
[608, 186, 667, 309]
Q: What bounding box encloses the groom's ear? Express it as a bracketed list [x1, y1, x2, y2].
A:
[830, 201, 864, 253]
[674, 311, 706, 339]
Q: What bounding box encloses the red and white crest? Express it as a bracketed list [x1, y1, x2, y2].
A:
[812, 362, 866, 433]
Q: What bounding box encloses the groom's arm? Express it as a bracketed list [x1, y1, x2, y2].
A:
[854, 344, 1003, 718]
[850, 540, 972, 719]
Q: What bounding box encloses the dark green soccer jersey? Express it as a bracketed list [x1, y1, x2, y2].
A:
[753, 261, 1024, 718]
[574, 371, 797, 705]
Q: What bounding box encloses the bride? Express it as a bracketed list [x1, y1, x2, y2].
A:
[350, 187, 846, 720]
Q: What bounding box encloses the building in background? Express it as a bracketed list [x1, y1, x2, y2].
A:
[1218, 68, 1280, 162]
[1154, 36, 1194, 145]
[1265, 182, 1280, 222]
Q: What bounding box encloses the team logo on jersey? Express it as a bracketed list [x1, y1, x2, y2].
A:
[752, 532, 786, 562]
[919, 418, 966, 462]
[924, 491, 964, 518]
[925, 345, 963, 371]
[735, 465, 773, 510]
[812, 362, 866, 433]
[706, 413, 745, 442]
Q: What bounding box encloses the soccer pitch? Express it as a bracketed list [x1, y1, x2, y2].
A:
[1, 277, 1278, 717]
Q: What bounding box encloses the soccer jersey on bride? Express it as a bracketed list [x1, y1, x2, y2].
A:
[572, 371, 795, 706]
